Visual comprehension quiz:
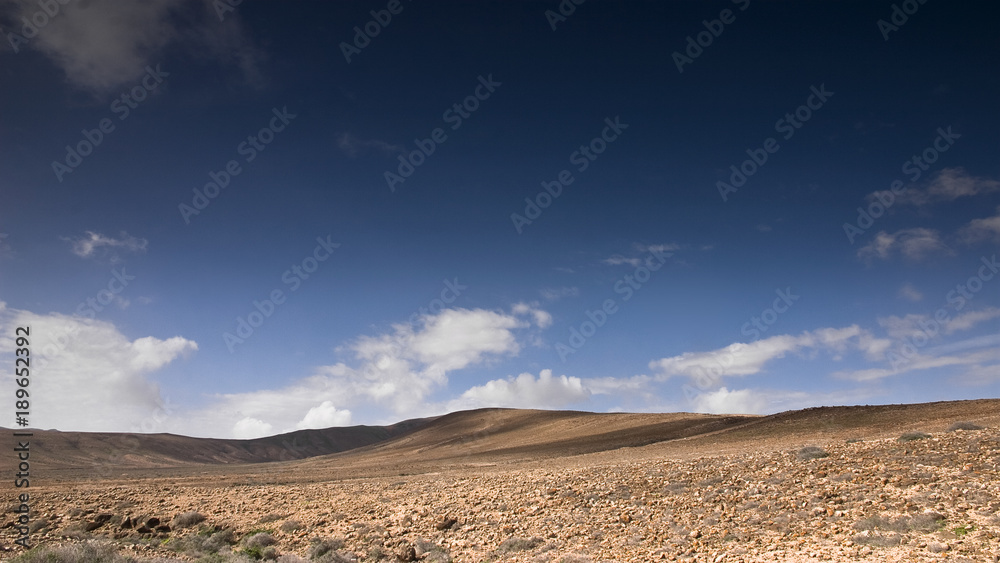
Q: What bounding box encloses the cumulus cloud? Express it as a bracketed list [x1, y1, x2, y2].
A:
[1, 0, 261, 95]
[232, 417, 274, 440]
[65, 230, 148, 259]
[190, 305, 549, 437]
[857, 228, 949, 262]
[689, 386, 880, 415]
[0, 304, 196, 432]
[650, 325, 891, 381]
[690, 387, 769, 415]
[295, 401, 352, 430]
[448, 369, 589, 411]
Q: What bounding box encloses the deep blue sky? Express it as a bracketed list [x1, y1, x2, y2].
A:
[1, 0, 998, 438]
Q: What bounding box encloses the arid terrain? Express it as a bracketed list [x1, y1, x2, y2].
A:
[4, 399, 1000, 562]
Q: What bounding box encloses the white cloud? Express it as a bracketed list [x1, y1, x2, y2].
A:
[188, 305, 549, 436]
[511, 302, 552, 328]
[898, 283, 923, 302]
[603, 254, 642, 267]
[448, 369, 589, 410]
[877, 308, 1000, 342]
[65, 230, 147, 258]
[603, 243, 679, 267]
[650, 325, 890, 381]
[0, 304, 196, 432]
[945, 307, 1000, 334]
[868, 167, 1000, 207]
[961, 207, 1000, 244]
[582, 374, 652, 395]
[690, 387, 769, 415]
[295, 401, 352, 430]
[232, 417, 274, 440]
[4, 0, 260, 95]
[857, 228, 949, 262]
[689, 386, 881, 415]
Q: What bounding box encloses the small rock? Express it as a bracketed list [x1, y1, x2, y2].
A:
[145, 517, 160, 528]
[397, 544, 417, 561]
[436, 516, 457, 530]
[927, 541, 950, 553]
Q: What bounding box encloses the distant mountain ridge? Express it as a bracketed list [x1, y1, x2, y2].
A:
[9, 399, 1000, 478]
[6, 416, 435, 470]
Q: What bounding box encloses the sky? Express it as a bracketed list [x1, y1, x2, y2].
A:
[0, 0, 998, 439]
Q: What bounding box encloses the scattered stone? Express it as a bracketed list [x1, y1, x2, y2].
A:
[397, 544, 417, 561]
[928, 541, 950, 553]
[435, 516, 457, 530]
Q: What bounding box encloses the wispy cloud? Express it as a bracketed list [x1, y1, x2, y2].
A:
[898, 283, 924, 302]
[650, 325, 891, 381]
[867, 167, 1000, 207]
[857, 228, 950, 262]
[961, 207, 1000, 245]
[539, 286, 579, 301]
[2, 0, 261, 95]
[64, 230, 148, 259]
[603, 242, 679, 267]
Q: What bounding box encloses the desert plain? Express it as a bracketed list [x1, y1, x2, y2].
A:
[3, 399, 1000, 562]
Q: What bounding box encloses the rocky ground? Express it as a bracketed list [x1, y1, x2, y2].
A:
[4, 423, 999, 562]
